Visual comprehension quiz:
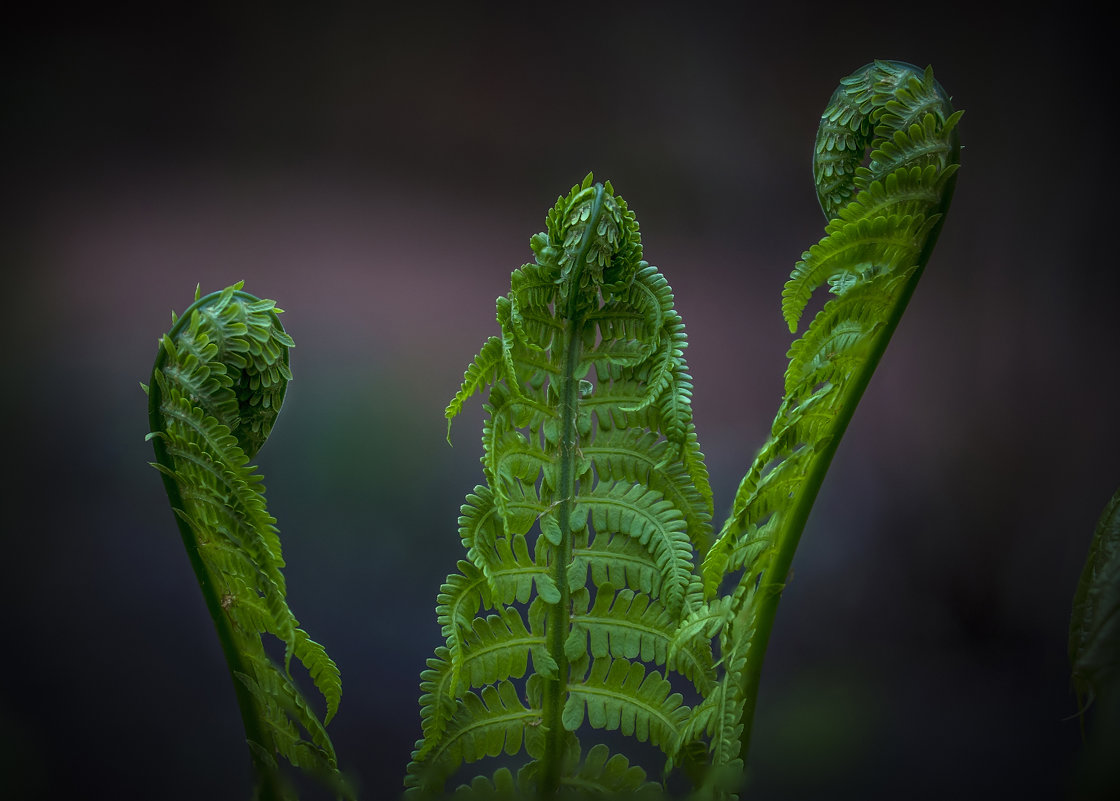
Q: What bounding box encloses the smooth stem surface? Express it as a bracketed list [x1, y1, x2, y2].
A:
[736, 129, 959, 769]
[734, 305, 904, 765]
[736, 237, 948, 765]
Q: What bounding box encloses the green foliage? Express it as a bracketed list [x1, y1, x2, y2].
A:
[1070, 486, 1120, 715]
[1069, 485, 1120, 794]
[143, 59, 962, 801]
[408, 60, 960, 799]
[146, 283, 352, 800]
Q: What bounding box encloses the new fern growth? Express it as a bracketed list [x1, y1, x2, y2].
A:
[406, 60, 961, 799]
[700, 59, 961, 769]
[143, 59, 960, 801]
[145, 284, 352, 800]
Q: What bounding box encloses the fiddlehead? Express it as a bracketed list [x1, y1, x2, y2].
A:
[699, 60, 961, 772]
[145, 283, 352, 801]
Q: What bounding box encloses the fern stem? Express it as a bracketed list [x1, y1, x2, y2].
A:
[150, 436, 287, 801]
[147, 291, 287, 801]
[540, 183, 609, 797]
[540, 319, 581, 796]
[734, 284, 910, 764]
[737, 120, 960, 767]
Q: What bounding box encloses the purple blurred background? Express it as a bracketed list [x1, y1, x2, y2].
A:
[4, 3, 1116, 799]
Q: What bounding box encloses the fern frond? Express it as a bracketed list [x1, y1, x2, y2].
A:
[148, 283, 349, 799]
[459, 484, 548, 588]
[293, 628, 343, 726]
[446, 336, 504, 439]
[434, 561, 493, 696]
[568, 583, 716, 697]
[406, 679, 544, 798]
[448, 767, 521, 800]
[571, 528, 664, 598]
[675, 627, 752, 774]
[565, 584, 672, 664]
[236, 654, 335, 769]
[707, 59, 961, 773]
[416, 175, 713, 797]
[559, 743, 663, 798]
[563, 657, 689, 755]
[411, 69, 960, 789]
[489, 532, 560, 606]
[583, 481, 693, 614]
[442, 742, 662, 800]
[1070, 485, 1120, 717]
[781, 212, 935, 332]
[667, 596, 731, 693]
[417, 647, 461, 758]
[827, 163, 956, 232]
[417, 602, 550, 757]
[784, 267, 914, 396]
[459, 605, 540, 688]
[815, 59, 958, 218]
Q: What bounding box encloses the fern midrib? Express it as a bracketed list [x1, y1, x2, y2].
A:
[539, 316, 583, 795]
[541, 185, 607, 797]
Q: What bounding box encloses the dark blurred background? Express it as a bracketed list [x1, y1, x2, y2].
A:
[3, 2, 1116, 799]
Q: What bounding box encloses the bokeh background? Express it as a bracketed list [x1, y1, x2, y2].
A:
[4, 2, 1116, 799]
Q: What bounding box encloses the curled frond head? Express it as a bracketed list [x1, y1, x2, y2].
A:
[540, 172, 643, 298]
[814, 60, 960, 221]
[150, 284, 293, 460]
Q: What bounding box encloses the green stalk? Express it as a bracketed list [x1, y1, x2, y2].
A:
[149, 434, 286, 801]
[540, 185, 606, 797]
[734, 275, 915, 764]
[539, 318, 582, 797]
[736, 160, 959, 767]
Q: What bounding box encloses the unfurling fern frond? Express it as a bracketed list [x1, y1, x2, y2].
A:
[146, 283, 352, 800]
[411, 60, 960, 800]
[700, 59, 960, 774]
[407, 174, 714, 798]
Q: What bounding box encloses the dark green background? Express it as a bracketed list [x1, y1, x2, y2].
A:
[4, 2, 1115, 798]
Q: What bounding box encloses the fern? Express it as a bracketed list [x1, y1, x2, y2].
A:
[1071, 486, 1120, 714]
[139, 59, 961, 801]
[145, 283, 353, 800]
[701, 60, 960, 770]
[1068, 484, 1120, 793]
[407, 59, 960, 799]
